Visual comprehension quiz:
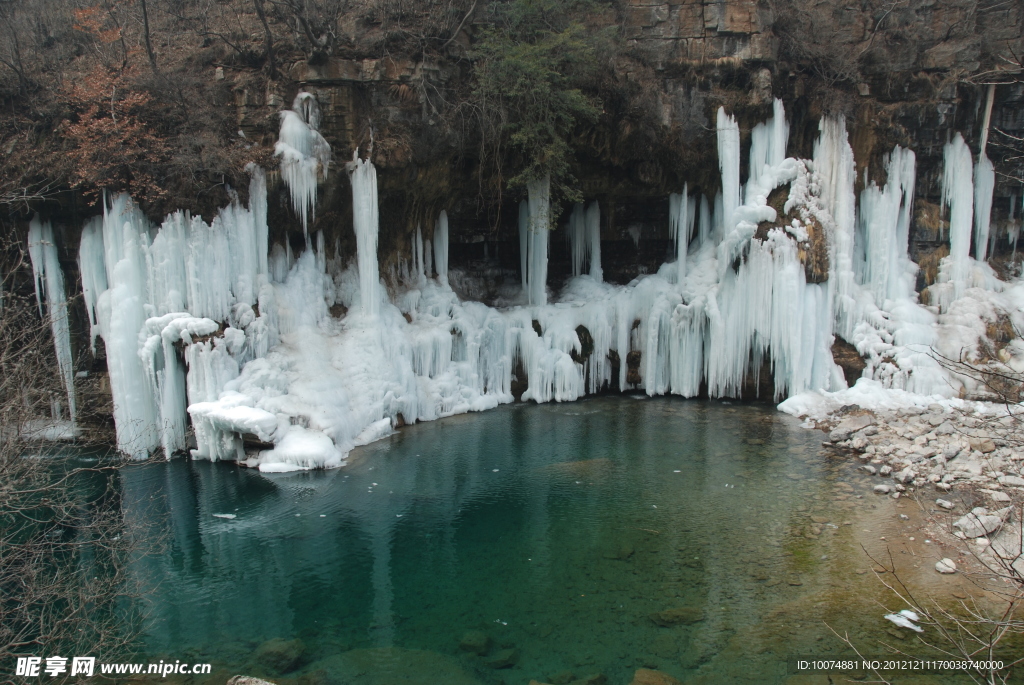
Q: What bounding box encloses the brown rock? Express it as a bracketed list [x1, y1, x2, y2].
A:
[649, 606, 705, 626]
[630, 669, 682, 685]
[831, 336, 866, 386]
[970, 438, 996, 453]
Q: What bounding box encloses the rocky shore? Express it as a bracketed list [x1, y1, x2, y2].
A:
[794, 400, 1024, 575]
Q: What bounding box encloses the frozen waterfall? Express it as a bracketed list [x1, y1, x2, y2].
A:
[34, 95, 1019, 469]
[27, 217, 76, 424]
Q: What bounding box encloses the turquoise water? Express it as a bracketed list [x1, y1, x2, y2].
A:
[121, 397, 959, 684]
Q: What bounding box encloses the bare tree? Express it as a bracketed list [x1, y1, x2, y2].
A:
[0, 237, 145, 674]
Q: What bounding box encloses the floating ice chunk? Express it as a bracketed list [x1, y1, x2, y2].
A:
[884, 612, 924, 632]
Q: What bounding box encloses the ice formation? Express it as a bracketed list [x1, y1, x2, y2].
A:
[433, 211, 449, 287]
[566, 201, 602, 281]
[77, 170, 271, 457]
[41, 93, 1022, 469]
[27, 217, 76, 423]
[276, 92, 331, 236]
[523, 174, 551, 306]
[347, 150, 382, 315]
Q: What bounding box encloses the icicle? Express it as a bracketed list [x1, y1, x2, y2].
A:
[669, 185, 690, 284]
[567, 203, 587, 278]
[586, 201, 602, 281]
[697, 195, 711, 249]
[974, 85, 996, 262]
[938, 133, 975, 307]
[27, 217, 77, 424]
[414, 224, 425, 284]
[526, 175, 551, 306]
[856, 146, 917, 308]
[434, 211, 449, 287]
[347, 150, 381, 316]
[275, 92, 331, 235]
[519, 200, 529, 292]
[745, 99, 789, 199]
[717, 108, 741, 235]
[249, 164, 269, 277]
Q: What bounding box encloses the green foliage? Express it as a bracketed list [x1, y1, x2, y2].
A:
[471, 0, 608, 196]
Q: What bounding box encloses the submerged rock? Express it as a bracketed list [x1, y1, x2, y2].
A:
[254, 638, 305, 674]
[629, 669, 682, 685]
[304, 648, 482, 685]
[458, 630, 490, 655]
[483, 648, 519, 669]
[649, 606, 705, 626]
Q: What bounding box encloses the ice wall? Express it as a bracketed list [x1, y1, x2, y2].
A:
[27, 217, 76, 423]
[276, 93, 331, 236]
[48, 96, 1022, 468]
[77, 170, 271, 458]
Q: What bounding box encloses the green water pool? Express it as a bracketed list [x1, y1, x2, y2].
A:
[120, 397, 975, 684]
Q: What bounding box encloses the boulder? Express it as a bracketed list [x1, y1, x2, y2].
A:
[998, 475, 1024, 487]
[829, 415, 874, 442]
[953, 511, 1002, 538]
[629, 669, 682, 685]
[970, 438, 996, 453]
[873, 484, 893, 494]
[935, 499, 954, 510]
[228, 678, 277, 685]
[935, 558, 957, 574]
[649, 606, 705, 626]
[458, 631, 490, 655]
[253, 638, 305, 674]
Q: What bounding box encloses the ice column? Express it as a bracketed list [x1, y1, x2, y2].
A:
[518, 200, 529, 291]
[856, 146, 917, 307]
[347, 151, 381, 315]
[526, 174, 551, 306]
[939, 133, 975, 305]
[567, 203, 587, 278]
[586, 201, 602, 281]
[433, 211, 449, 287]
[669, 185, 694, 284]
[746, 98, 790, 197]
[275, 92, 331, 236]
[974, 84, 996, 261]
[27, 217, 76, 423]
[717, 108, 741, 236]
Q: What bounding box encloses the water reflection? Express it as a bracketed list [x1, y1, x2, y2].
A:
[120, 398, 859, 682]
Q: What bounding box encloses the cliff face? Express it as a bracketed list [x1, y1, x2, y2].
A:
[2, 1, 1023, 431]
[212, 0, 1022, 287]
